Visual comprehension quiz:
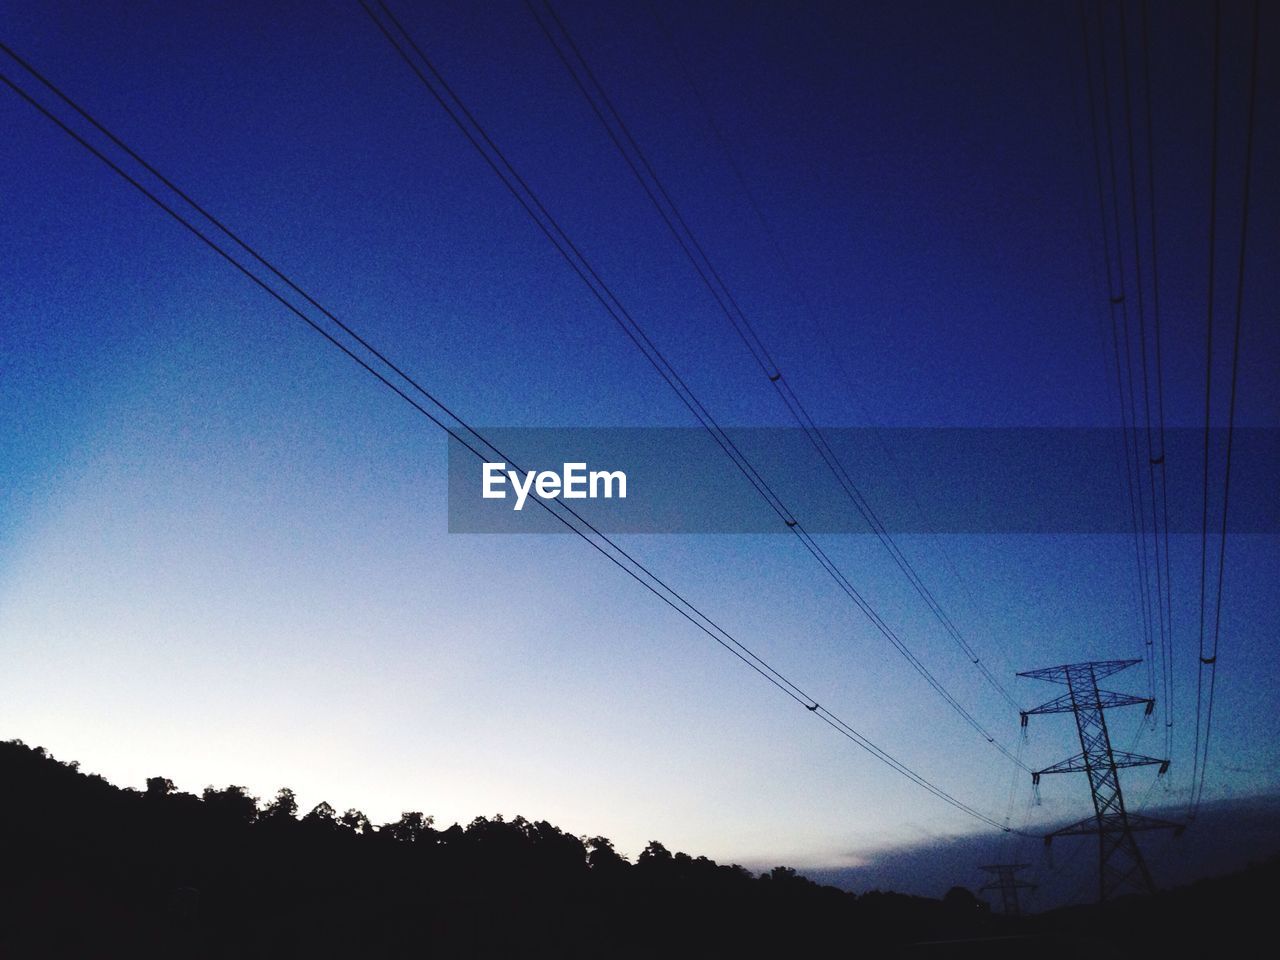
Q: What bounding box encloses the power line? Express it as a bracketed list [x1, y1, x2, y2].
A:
[1064, 3, 1153, 683]
[1077, 0, 1158, 700]
[647, 2, 1010, 709]
[1117, 0, 1174, 763]
[527, 0, 1024, 715]
[1095, 1, 1162, 717]
[361, 0, 1028, 769]
[1139, 0, 1176, 766]
[1190, 0, 1223, 819]
[1191, 0, 1261, 820]
[0, 42, 1020, 834]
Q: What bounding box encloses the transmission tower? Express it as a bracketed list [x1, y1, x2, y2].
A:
[1019, 659, 1180, 902]
[979, 863, 1035, 916]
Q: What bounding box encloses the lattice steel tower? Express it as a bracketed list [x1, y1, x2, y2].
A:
[1019, 659, 1180, 902]
[979, 863, 1035, 916]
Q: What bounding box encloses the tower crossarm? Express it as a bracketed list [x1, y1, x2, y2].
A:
[1046, 811, 1183, 840]
[1017, 659, 1142, 685]
[1022, 689, 1152, 719]
[1033, 751, 1167, 778]
[977, 863, 1035, 916]
[979, 877, 1036, 891]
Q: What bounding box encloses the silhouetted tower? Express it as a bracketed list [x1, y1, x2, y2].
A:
[1019, 659, 1180, 902]
[979, 863, 1035, 916]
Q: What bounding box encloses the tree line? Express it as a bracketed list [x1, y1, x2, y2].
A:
[5, 737, 1271, 956]
[0, 738, 986, 956]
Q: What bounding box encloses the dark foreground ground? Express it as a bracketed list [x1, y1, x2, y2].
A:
[2, 739, 1275, 958]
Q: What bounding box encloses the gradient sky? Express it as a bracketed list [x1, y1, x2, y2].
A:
[2, 0, 1277, 904]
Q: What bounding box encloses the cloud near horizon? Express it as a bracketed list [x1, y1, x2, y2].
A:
[802, 792, 1280, 908]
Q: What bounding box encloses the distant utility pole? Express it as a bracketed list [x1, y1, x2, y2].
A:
[979, 863, 1035, 916]
[1019, 659, 1181, 902]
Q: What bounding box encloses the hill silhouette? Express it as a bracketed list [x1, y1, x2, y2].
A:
[1, 739, 1274, 957]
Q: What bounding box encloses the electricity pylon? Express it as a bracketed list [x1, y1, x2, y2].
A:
[979, 863, 1035, 916]
[1019, 659, 1180, 902]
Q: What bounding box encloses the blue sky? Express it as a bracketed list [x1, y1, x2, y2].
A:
[2, 1, 1276, 903]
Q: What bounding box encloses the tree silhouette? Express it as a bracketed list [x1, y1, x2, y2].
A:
[202, 784, 258, 823]
[340, 808, 372, 835]
[260, 786, 297, 823]
[384, 810, 434, 843]
[637, 839, 673, 869]
[586, 835, 629, 875]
